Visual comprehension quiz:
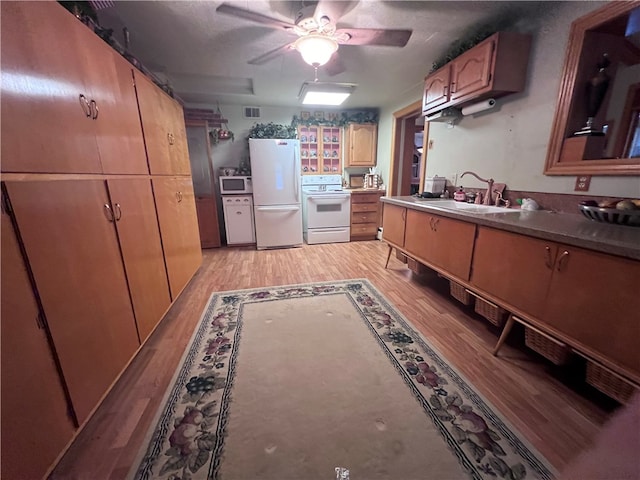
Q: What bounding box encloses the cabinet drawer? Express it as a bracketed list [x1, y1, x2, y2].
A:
[351, 193, 382, 204]
[351, 211, 378, 224]
[351, 223, 377, 236]
[351, 203, 378, 213]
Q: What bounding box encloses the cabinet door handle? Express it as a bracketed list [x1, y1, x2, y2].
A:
[89, 99, 99, 119]
[114, 203, 122, 221]
[544, 246, 554, 269]
[433, 218, 439, 231]
[450, 81, 456, 93]
[103, 203, 115, 222]
[176, 191, 183, 203]
[79, 94, 91, 117]
[401, 209, 406, 221]
[236, 211, 242, 215]
[443, 85, 448, 95]
[168, 132, 175, 145]
[556, 250, 570, 272]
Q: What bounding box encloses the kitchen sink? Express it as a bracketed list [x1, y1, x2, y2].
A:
[425, 200, 518, 214]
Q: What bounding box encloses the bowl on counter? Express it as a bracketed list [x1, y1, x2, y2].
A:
[579, 205, 640, 226]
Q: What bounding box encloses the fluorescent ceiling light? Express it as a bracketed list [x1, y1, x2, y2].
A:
[293, 35, 338, 67]
[299, 82, 356, 106]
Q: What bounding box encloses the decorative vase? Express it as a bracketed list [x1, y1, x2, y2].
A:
[574, 54, 610, 136]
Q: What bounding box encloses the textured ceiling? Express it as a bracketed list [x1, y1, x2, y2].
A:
[97, 1, 552, 109]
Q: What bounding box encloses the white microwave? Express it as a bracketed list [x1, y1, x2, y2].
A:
[219, 176, 252, 194]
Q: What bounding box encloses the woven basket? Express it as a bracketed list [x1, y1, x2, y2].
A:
[524, 328, 570, 365]
[449, 281, 472, 305]
[586, 361, 636, 404]
[474, 297, 507, 327]
[407, 257, 427, 274]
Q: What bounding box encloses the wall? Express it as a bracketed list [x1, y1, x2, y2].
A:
[377, 1, 640, 199]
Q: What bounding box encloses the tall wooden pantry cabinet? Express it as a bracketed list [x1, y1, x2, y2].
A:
[0, 2, 202, 479]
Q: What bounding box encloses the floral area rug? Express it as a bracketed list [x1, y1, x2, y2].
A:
[130, 279, 555, 480]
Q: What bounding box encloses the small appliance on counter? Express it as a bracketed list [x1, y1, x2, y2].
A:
[219, 175, 252, 194]
[423, 176, 446, 196]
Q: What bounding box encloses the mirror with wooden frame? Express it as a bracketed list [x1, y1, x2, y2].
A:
[544, 2, 640, 176]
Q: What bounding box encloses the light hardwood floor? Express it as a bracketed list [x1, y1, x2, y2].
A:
[50, 241, 616, 479]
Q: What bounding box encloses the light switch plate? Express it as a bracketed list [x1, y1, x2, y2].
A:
[574, 175, 591, 192]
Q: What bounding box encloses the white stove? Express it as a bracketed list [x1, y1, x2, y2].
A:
[301, 175, 351, 244]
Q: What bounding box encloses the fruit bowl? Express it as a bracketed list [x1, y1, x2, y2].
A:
[579, 205, 640, 226]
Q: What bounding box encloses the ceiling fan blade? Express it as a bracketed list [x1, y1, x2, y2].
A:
[216, 3, 295, 31]
[335, 28, 412, 47]
[313, 1, 353, 25]
[248, 43, 294, 65]
[324, 53, 346, 76]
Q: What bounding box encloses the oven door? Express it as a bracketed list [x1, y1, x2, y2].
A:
[305, 193, 351, 229]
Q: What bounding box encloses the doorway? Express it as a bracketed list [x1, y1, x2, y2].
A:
[388, 101, 429, 197]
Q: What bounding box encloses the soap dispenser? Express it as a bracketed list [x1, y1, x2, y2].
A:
[453, 186, 466, 202]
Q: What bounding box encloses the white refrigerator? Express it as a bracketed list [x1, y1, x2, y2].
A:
[249, 139, 303, 249]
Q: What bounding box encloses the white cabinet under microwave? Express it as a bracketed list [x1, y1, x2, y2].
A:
[219, 176, 252, 194]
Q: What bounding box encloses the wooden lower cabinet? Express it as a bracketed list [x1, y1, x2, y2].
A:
[5, 180, 140, 424]
[153, 177, 203, 298]
[1, 209, 76, 480]
[351, 191, 383, 240]
[404, 209, 476, 280]
[195, 195, 221, 248]
[381, 203, 406, 247]
[471, 227, 557, 319]
[543, 246, 640, 379]
[107, 179, 172, 342]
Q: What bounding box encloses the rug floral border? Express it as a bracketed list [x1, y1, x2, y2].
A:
[131, 279, 555, 480]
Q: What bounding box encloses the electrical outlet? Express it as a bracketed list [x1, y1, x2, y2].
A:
[574, 175, 591, 192]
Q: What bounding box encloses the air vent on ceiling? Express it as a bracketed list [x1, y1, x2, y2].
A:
[243, 106, 261, 118]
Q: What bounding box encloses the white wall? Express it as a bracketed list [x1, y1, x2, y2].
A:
[377, 1, 640, 198]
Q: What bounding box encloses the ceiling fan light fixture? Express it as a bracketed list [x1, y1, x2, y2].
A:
[299, 81, 356, 106]
[293, 34, 338, 66]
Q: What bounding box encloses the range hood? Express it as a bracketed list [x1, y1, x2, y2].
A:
[425, 107, 462, 124]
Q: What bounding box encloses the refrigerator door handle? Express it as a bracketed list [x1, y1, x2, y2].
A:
[256, 206, 300, 212]
[294, 148, 300, 202]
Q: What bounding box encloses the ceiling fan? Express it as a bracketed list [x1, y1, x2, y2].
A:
[216, 1, 412, 76]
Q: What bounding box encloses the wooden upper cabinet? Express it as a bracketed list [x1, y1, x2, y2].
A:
[153, 177, 202, 299]
[449, 40, 494, 101]
[136, 71, 191, 175]
[543, 247, 640, 380]
[1, 209, 76, 480]
[404, 210, 476, 281]
[1, 2, 148, 175]
[422, 32, 531, 116]
[84, 49, 149, 175]
[471, 227, 556, 319]
[422, 65, 451, 113]
[382, 203, 406, 248]
[345, 123, 377, 167]
[5, 180, 140, 424]
[107, 179, 172, 342]
[1, 1, 100, 174]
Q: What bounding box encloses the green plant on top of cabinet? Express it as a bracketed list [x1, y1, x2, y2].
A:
[344, 123, 377, 167]
[135, 71, 191, 175]
[298, 125, 342, 174]
[1, 2, 148, 175]
[1, 208, 76, 480]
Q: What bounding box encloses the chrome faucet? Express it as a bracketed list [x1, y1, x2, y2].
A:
[460, 171, 494, 205]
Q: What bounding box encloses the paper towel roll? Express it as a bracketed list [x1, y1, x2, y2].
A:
[461, 98, 496, 116]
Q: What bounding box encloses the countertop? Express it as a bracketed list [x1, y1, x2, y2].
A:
[381, 196, 640, 261]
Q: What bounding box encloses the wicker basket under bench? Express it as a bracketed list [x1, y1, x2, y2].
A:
[448, 281, 507, 327]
